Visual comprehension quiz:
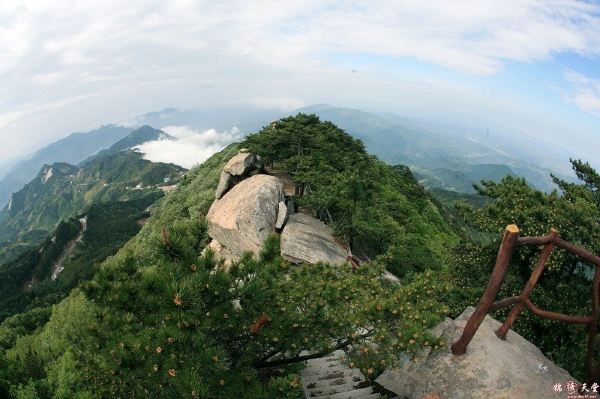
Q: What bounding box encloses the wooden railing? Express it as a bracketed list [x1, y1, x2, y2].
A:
[451, 224, 600, 383]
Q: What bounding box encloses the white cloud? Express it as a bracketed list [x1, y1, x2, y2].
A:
[135, 126, 243, 169]
[564, 70, 600, 117]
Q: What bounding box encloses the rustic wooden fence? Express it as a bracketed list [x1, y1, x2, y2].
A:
[451, 224, 600, 383]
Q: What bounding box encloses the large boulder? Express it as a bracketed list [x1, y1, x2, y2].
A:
[207, 174, 284, 256]
[280, 213, 348, 265]
[223, 152, 260, 176]
[375, 306, 578, 399]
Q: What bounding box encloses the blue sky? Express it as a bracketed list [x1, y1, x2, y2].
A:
[0, 1, 599, 166]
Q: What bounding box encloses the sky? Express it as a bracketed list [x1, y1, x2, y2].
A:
[1, 0, 600, 166]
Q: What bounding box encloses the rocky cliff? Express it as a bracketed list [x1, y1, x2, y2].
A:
[205, 149, 349, 266]
[376, 307, 580, 399]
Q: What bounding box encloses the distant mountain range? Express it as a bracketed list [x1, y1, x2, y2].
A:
[295, 105, 575, 193]
[0, 127, 184, 261]
[0, 104, 578, 218]
[0, 125, 131, 208]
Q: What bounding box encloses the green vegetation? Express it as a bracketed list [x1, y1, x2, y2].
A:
[0, 150, 183, 258]
[0, 113, 596, 397]
[0, 194, 160, 323]
[301, 105, 568, 194]
[245, 114, 457, 277]
[428, 188, 489, 209]
[0, 115, 455, 398]
[413, 164, 516, 193]
[0, 219, 81, 320]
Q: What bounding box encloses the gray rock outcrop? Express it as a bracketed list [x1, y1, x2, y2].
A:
[281, 213, 348, 265]
[224, 152, 260, 176]
[375, 306, 578, 399]
[207, 174, 284, 256]
[215, 171, 233, 199]
[275, 201, 289, 230]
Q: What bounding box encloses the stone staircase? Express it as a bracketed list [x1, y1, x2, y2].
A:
[301, 350, 392, 399]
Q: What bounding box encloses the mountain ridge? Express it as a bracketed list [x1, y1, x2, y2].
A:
[82, 125, 174, 164]
[0, 124, 132, 208]
[0, 150, 184, 261]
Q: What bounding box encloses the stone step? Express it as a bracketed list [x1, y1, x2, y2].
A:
[301, 364, 351, 377]
[300, 361, 360, 375]
[304, 375, 363, 390]
[312, 386, 374, 399]
[302, 369, 365, 383]
[306, 380, 370, 397]
[306, 356, 344, 366]
[302, 351, 381, 399]
[305, 359, 342, 369]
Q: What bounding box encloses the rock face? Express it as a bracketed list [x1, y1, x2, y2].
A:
[207, 174, 284, 256]
[375, 306, 577, 399]
[223, 152, 260, 176]
[381, 270, 401, 285]
[281, 213, 348, 265]
[215, 171, 233, 199]
[274, 201, 289, 230]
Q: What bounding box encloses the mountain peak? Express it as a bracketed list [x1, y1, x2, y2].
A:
[82, 126, 173, 164]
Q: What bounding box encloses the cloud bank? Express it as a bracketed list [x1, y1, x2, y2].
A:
[135, 126, 243, 169]
[1, 0, 600, 162]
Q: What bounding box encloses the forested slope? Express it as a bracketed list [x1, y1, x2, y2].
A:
[0, 115, 456, 398]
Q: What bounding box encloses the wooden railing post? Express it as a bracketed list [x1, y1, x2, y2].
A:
[451, 224, 520, 356]
[586, 263, 600, 384]
[495, 229, 557, 339]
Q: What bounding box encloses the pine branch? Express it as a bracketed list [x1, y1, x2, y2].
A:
[254, 339, 352, 369]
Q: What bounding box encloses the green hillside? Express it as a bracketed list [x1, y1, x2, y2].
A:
[0, 115, 456, 398]
[0, 125, 131, 209]
[0, 151, 183, 255]
[413, 164, 516, 193]
[0, 195, 160, 323]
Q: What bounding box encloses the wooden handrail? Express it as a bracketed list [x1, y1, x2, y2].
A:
[451, 224, 600, 384]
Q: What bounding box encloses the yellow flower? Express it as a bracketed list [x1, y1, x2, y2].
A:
[168, 369, 177, 377]
[156, 346, 162, 353]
